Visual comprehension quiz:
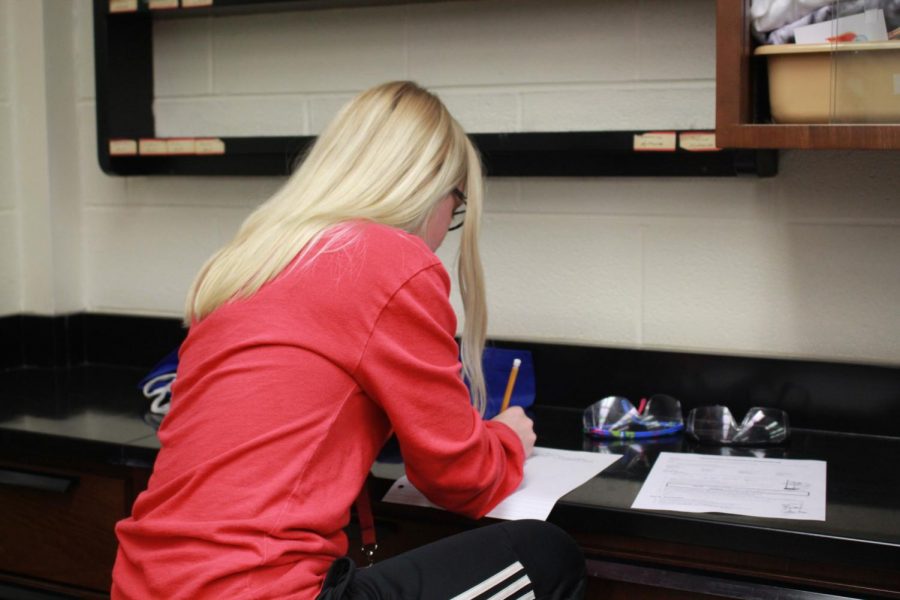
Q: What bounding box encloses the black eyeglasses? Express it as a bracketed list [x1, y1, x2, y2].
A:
[448, 188, 467, 232]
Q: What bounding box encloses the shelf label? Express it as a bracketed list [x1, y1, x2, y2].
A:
[633, 131, 676, 152]
[148, 0, 179, 9]
[109, 0, 138, 12]
[109, 139, 138, 156]
[166, 138, 197, 155]
[139, 139, 168, 156]
[182, 0, 214, 7]
[679, 132, 719, 152]
[195, 138, 226, 155]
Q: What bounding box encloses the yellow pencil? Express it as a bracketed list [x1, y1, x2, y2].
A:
[500, 358, 522, 413]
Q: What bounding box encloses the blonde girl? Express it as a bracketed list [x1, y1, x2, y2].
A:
[112, 81, 583, 600]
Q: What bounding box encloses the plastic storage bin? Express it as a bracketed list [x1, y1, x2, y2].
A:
[754, 41, 900, 123]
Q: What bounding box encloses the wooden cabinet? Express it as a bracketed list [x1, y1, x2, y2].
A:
[0, 458, 149, 598]
[715, 0, 900, 149]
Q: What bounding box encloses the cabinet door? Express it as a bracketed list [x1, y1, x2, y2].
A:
[0, 462, 130, 592]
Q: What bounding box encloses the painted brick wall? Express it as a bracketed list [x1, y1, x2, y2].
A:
[150, 1, 715, 136]
[44, 0, 900, 365]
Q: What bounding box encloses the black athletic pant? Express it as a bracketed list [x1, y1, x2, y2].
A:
[317, 520, 586, 600]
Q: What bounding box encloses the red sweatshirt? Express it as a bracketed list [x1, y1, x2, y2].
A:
[112, 222, 525, 599]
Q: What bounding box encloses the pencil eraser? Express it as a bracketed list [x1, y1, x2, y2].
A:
[513, 358, 522, 367]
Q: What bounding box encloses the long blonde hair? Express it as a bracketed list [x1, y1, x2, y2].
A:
[185, 81, 489, 413]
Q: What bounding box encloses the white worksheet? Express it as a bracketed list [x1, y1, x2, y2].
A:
[382, 447, 620, 520]
[632, 452, 826, 521]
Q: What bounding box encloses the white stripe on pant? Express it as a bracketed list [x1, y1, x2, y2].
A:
[449, 561, 532, 600]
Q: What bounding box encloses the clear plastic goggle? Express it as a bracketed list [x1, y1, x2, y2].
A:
[686, 405, 789, 446]
[583, 394, 684, 439]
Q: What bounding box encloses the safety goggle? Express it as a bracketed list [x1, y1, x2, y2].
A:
[583, 394, 684, 439]
[686, 405, 789, 445]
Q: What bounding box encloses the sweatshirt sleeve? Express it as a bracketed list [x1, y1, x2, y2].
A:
[353, 264, 525, 519]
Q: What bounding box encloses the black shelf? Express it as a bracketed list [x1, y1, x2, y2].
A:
[93, 0, 777, 177]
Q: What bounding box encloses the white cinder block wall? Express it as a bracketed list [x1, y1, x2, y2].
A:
[6, 0, 900, 368]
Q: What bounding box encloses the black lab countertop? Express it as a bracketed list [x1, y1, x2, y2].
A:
[2, 365, 898, 581]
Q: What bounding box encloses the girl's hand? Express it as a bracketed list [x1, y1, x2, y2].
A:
[491, 406, 536, 458]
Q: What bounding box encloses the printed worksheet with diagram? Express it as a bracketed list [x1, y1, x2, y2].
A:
[632, 452, 827, 521]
